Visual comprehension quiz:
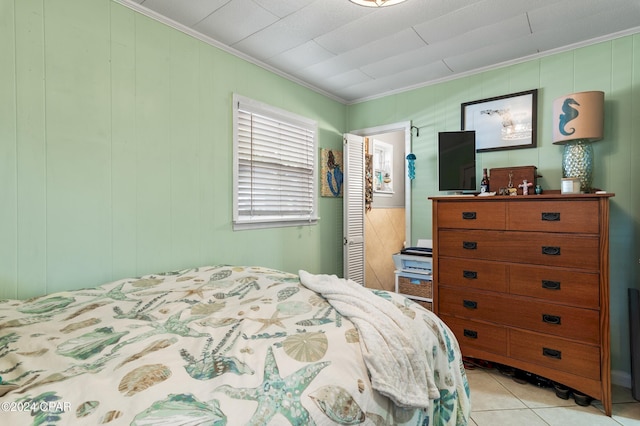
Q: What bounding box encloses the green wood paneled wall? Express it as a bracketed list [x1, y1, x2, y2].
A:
[0, 0, 346, 299]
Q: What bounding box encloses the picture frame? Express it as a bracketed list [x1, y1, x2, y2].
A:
[461, 89, 538, 152]
[320, 148, 343, 197]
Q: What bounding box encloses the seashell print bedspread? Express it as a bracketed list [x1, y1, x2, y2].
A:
[0, 265, 470, 425]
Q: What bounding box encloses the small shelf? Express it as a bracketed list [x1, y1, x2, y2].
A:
[395, 270, 433, 311]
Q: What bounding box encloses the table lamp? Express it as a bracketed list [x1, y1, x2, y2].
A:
[552, 91, 604, 193]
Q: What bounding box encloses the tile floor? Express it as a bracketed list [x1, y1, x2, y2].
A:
[467, 366, 640, 425]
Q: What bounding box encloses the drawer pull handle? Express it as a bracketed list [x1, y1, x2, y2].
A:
[542, 280, 561, 290]
[542, 347, 562, 359]
[542, 246, 561, 256]
[463, 329, 478, 339]
[462, 211, 477, 220]
[542, 314, 561, 325]
[462, 241, 477, 250]
[541, 212, 561, 221]
[463, 270, 478, 279]
[463, 300, 477, 309]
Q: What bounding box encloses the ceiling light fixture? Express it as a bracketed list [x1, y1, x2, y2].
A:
[349, 0, 408, 7]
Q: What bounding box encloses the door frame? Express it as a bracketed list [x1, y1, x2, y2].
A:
[349, 121, 412, 246]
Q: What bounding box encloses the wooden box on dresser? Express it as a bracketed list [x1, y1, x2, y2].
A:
[430, 193, 614, 415]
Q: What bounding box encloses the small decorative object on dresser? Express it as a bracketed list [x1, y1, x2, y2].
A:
[561, 177, 582, 194]
[489, 165, 541, 195]
[535, 184, 543, 195]
[480, 168, 490, 193]
[518, 179, 533, 195]
[430, 193, 614, 415]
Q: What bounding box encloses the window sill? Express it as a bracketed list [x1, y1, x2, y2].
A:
[233, 217, 319, 231]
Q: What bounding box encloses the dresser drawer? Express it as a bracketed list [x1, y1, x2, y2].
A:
[507, 200, 599, 234]
[439, 287, 599, 344]
[510, 329, 600, 380]
[438, 287, 508, 324]
[440, 314, 507, 356]
[504, 299, 600, 345]
[438, 230, 599, 270]
[440, 260, 600, 309]
[436, 201, 505, 230]
[439, 257, 507, 293]
[509, 265, 599, 309]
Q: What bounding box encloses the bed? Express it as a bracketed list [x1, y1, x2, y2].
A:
[0, 265, 469, 425]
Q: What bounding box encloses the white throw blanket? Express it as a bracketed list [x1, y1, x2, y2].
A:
[298, 270, 440, 409]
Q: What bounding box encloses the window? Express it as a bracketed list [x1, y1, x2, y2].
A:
[373, 139, 394, 194]
[233, 94, 318, 230]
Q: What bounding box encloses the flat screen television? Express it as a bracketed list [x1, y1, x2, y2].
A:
[438, 131, 476, 193]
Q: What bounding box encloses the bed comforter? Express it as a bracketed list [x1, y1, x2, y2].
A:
[0, 265, 469, 425]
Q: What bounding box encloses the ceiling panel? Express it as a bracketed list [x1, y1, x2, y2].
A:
[193, 0, 279, 46]
[231, 1, 365, 60]
[266, 41, 335, 74]
[139, 0, 228, 26]
[527, 0, 640, 38]
[251, 0, 316, 18]
[119, 0, 640, 103]
[412, 0, 534, 44]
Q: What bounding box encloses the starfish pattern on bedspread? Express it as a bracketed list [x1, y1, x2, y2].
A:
[182, 284, 208, 299]
[247, 310, 291, 333]
[215, 346, 330, 426]
[108, 310, 208, 355]
[75, 282, 139, 303]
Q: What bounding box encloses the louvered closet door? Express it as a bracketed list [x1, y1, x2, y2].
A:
[343, 133, 365, 285]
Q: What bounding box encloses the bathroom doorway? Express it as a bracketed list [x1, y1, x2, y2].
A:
[346, 121, 411, 291]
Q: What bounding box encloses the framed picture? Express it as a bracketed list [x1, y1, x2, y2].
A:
[461, 89, 538, 152]
[320, 148, 343, 197]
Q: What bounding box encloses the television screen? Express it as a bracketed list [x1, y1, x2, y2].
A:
[438, 131, 476, 192]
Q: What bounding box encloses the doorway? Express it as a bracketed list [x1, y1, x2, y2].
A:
[349, 122, 411, 291]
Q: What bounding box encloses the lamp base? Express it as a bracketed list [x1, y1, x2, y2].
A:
[562, 140, 593, 193]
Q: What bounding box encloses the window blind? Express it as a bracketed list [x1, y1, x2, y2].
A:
[233, 95, 318, 229]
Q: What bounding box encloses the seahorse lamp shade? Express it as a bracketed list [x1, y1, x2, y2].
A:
[552, 91, 604, 193]
[552, 91, 604, 145]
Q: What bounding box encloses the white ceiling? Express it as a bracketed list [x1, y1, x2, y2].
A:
[119, 0, 640, 103]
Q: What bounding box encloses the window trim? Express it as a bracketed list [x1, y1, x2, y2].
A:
[232, 94, 319, 230]
[372, 139, 394, 194]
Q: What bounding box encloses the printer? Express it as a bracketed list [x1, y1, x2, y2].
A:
[392, 239, 432, 275]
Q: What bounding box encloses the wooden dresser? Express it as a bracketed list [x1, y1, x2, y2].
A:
[430, 193, 614, 415]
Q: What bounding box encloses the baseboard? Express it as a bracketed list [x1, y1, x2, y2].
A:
[612, 369, 632, 389]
